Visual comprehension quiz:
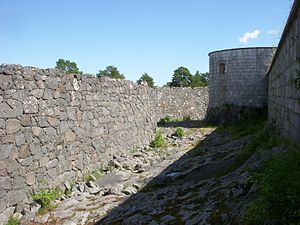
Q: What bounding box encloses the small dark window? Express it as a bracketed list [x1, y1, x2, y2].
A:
[219, 63, 226, 74]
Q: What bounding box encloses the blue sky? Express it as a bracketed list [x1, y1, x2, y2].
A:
[0, 0, 293, 86]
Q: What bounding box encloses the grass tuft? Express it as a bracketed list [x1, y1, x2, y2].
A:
[174, 127, 185, 138]
[32, 188, 63, 214]
[5, 216, 19, 225]
[150, 129, 166, 148]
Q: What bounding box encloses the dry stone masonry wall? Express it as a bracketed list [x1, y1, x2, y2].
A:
[0, 64, 208, 213]
[268, 0, 300, 144]
[206, 47, 275, 124]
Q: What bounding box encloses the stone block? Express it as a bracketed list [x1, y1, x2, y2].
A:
[29, 142, 40, 155]
[32, 126, 43, 136]
[0, 144, 13, 160]
[19, 144, 30, 159]
[5, 119, 21, 134]
[65, 129, 76, 143]
[0, 161, 8, 176]
[8, 190, 26, 205]
[47, 117, 60, 127]
[0, 176, 11, 190]
[23, 96, 39, 114]
[15, 132, 26, 146]
[12, 176, 26, 189]
[25, 172, 35, 186]
[0, 75, 13, 90]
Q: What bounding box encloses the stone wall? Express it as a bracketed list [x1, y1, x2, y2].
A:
[268, 0, 300, 144]
[0, 64, 208, 213]
[206, 47, 275, 124]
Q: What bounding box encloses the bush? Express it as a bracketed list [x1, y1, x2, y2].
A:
[174, 127, 184, 138]
[245, 148, 300, 224]
[150, 130, 165, 148]
[32, 188, 63, 213]
[158, 115, 175, 125]
[158, 115, 191, 125]
[5, 216, 19, 225]
[182, 115, 191, 121]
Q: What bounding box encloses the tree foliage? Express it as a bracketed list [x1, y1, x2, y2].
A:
[166, 66, 209, 87]
[168, 66, 193, 87]
[192, 71, 209, 87]
[137, 73, 154, 87]
[96, 65, 125, 79]
[55, 58, 81, 74]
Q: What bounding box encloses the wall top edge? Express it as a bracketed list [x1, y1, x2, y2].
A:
[208, 47, 276, 56]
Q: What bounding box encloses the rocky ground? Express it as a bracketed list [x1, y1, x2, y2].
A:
[22, 121, 285, 225]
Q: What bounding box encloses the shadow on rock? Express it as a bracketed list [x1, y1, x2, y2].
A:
[94, 122, 280, 225]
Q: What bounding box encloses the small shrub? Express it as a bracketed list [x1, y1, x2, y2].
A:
[150, 130, 165, 148]
[182, 115, 191, 121]
[174, 127, 185, 138]
[32, 188, 63, 213]
[158, 115, 174, 125]
[5, 216, 19, 225]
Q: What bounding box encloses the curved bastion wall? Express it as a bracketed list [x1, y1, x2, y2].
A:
[206, 47, 276, 124]
[0, 64, 208, 214]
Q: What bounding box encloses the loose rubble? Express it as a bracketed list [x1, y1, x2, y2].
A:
[18, 124, 285, 225]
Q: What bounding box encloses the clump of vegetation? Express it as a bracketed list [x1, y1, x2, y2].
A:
[5, 216, 19, 225]
[219, 117, 266, 140]
[150, 129, 165, 148]
[182, 115, 191, 121]
[32, 188, 63, 213]
[158, 115, 192, 125]
[55, 58, 82, 74]
[166, 66, 208, 87]
[158, 115, 176, 124]
[245, 147, 300, 224]
[96, 65, 125, 79]
[215, 118, 287, 177]
[217, 118, 299, 224]
[174, 127, 185, 138]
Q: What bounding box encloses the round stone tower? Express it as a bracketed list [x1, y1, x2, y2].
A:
[206, 47, 275, 124]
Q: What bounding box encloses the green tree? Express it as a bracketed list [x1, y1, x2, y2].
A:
[96, 65, 125, 79]
[191, 71, 209, 87]
[137, 73, 154, 87]
[168, 66, 193, 87]
[55, 58, 81, 74]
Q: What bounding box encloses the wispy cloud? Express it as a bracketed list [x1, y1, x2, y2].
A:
[239, 30, 261, 44]
[267, 29, 281, 37]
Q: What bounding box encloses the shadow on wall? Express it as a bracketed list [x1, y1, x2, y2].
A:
[94, 120, 253, 225]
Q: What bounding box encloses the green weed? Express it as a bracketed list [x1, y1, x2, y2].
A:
[5, 216, 19, 225]
[158, 115, 191, 125]
[32, 188, 63, 213]
[174, 127, 185, 138]
[182, 115, 191, 121]
[150, 129, 166, 148]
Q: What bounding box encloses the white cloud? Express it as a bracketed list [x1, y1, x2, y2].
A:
[238, 30, 261, 44]
[267, 30, 281, 37]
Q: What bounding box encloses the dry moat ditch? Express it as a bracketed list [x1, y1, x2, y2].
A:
[8, 118, 299, 225]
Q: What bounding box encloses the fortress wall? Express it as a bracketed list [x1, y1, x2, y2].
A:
[0, 64, 208, 213]
[207, 47, 275, 124]
[268, 0, 300, 144]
